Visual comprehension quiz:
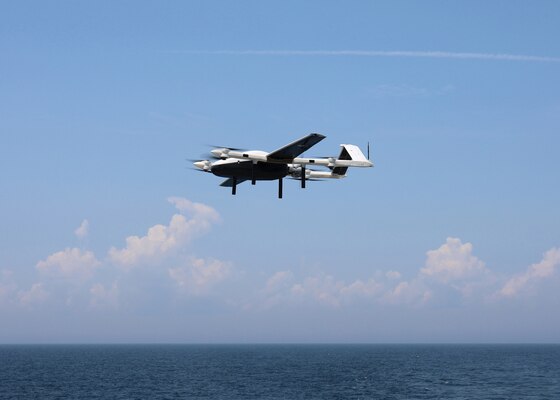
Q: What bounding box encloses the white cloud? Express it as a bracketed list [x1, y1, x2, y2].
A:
[291, 275, 342, 307]
[169, 257, 231, 295]
[18, 283, 49, 306]
[385, 270, 402, 280]
[176, 50, 560, 63]
[267, 238, 489, 309]
[499, 247, 560, 297]
[267, 240, 556, 308]
[167, 197, 219, 221]
[289, 275, 382, 308]
[109, 197, 220, 268]
[90, 282, 119, 308]
[36, 247, 101, 281]
[339, 279, 382, 298]
[421, 237, 486, 283]
[371, 84, 454, 98]
[384, 280, 433, 305]
[265, 270, 294, 293]
[108, 214, 189, 267]
[74, 219, 89, 239]
[253, 271, 296, 309]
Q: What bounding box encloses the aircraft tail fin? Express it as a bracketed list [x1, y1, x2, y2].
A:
[330, 144, 368, 175]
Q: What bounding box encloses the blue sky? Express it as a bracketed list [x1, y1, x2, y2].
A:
[1, 1, 560, 343]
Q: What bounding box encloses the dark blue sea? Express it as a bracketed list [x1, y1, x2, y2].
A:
[1, 344, 559, 399]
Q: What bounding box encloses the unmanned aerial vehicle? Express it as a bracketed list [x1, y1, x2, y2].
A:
[193, 133, 373, 198]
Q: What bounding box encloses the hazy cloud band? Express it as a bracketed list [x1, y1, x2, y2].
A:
[173, 50, 560, 63]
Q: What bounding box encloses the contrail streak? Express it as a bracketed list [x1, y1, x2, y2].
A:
[171, 50, 560, 63]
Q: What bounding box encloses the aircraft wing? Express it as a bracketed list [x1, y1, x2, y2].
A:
[267, 133, 326, 161]
[220, 177, 249, 187]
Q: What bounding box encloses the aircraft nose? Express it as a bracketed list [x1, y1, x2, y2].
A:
[210, 149, 223, 158]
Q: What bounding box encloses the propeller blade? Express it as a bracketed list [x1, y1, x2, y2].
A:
[200, 152, 222, 160]
[188, 153, 221, 161]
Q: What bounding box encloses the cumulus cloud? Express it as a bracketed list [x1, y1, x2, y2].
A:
[90, 282, 119, 308]
[12, 192, 560, 323]
[421, 237, 486, 283]
[74, 219, 89, 239]
[499, 247, 560, 297]
[168, 257, 231, 295]
[290, 275, 382, 308]
[260, 238, 490, 309]
[108, 214, 191, 267]
[36, 248, 101, 281]
[167, 197, 219, 221]
[384, 280, 433, 305]
[18, 283, 49, 306]
[265, 270, 294, 293]
[291, 275, 341, 307]
[2, 197, 228, 315]
[109, 197, 219, 268]
[339, 279, 382, 298]
[385, 270, 402, 280]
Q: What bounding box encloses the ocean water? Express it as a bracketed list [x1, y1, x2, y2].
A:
[1, 344, 559, 399]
